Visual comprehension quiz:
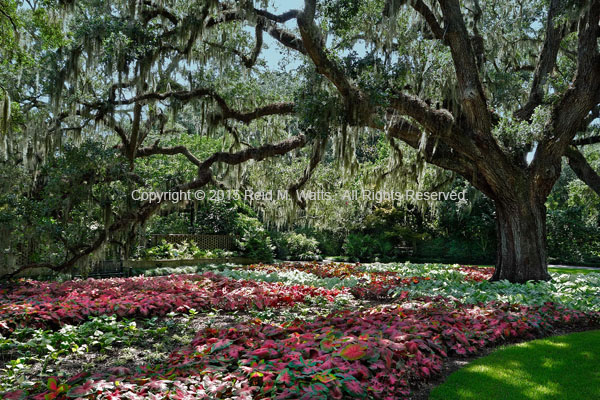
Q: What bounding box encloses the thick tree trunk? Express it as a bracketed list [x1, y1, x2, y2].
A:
[491, 196, 551, 283]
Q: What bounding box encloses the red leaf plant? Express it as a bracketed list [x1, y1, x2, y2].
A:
[247, 262, 493, 298]
[10, 299, 598, 400]
[0, 272, 345, 332]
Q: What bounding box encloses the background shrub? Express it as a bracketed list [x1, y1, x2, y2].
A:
[283, 232, 320, 260]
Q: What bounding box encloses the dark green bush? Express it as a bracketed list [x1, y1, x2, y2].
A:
[342, 233, 401, 262]
[414, 237, 494, 265]
[146, 213, 189, 235]
[304, 229, 345, 257]
[343, 233, 376, 261]
[191, 201, 238, 234]
[235, 214, 274, 262]
[547, 208, 600, 265]
[269, 230, 290, 260]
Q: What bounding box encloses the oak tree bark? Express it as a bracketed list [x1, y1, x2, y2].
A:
[492, 193, 551, 282]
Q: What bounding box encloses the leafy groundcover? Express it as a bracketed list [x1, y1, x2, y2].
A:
[6, 297, 598, 400]
[0, 272, 344, 332]
[216, 262, 492, 298]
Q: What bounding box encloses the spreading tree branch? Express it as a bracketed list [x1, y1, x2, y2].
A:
[128, 102, 143, 163]
[141, 1, 178, 25]
[0, 4, 18, 35]
[388, 92, 455, 135]
[515, 0, 565, 121]
[2, 134, 308, 279]
[572, 136, 600, 146]
[381, 115, 495, 197]
[199, 134, 307, 169]
[565, 146, 600, 196]
[254, 8, 300, 23]
[246, 21, 264, 68]
[110, 88, 295, 124]
[250, 8, 306, 54]
[297, 0, 355, 97]
[205, 20, 265, 68]
[537, 1, 600, 161]
[438, 0, 492, 134]
[288, 136, 327, 209]
[136, 142, 202, 167]
[411, 0, 447, 43]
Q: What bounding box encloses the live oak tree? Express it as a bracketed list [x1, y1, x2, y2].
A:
[290, 0, 600, 282]
[1, 0, 599, 282]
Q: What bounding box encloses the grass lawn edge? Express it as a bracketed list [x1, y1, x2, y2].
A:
[408, 326, 600, 400]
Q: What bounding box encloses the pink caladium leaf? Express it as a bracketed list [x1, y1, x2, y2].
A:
[3, 390, 26, 400]
[250, 347, 278, 359]
[47, 377, 59, 392]
[210, 339, 232, 353]
[144, 380, 170, 392]
[338, 343, 368, 361]
[406, 341, 419, 354]
[320, 338, 337, 353]
[66, 380, 94, 397]
[275, 368, 293, 386]
[341, 378, 366, 398]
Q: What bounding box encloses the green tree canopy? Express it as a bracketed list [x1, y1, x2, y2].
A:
[1, 0, 599, 282]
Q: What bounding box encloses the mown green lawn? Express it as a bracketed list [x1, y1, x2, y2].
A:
[430, 330, 600, 400]
[476, 265, 599, 275]
[549, 267, 599, 275]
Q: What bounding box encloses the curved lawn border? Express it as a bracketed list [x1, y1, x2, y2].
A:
[428, 330, 600, 400]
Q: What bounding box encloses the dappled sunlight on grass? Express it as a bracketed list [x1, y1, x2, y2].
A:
[524, 381, 561, 397]
[538, 341, 570, 348]
[472, 362, 535, 385]
[580, 351, 593, 358]
[430, 330, 600, 400]
[540, 356, 565, 369]
[549, 268, 599, 275]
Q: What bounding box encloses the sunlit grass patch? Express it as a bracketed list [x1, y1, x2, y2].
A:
[549, 267, 599, 275]
[430, 330, 600, 400]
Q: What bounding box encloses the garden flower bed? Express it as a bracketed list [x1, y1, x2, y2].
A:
[214, 262, 493, 299]
[7, 298, 598, 400]
[244, 261, 492, 282]
[0, 272, 345, 332]
[2, 262, 599, 399]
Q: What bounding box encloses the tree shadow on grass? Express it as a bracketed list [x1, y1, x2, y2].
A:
[429, 330, 600, 400]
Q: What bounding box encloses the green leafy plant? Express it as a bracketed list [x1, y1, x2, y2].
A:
[138, 240, 238, 260]
[236, 215, 274, 262]
[0, 315, 142, 393]
[282, 232, 321, 261]
[141, 240, 175, 260]
[343, 233, 379, 261]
